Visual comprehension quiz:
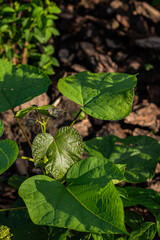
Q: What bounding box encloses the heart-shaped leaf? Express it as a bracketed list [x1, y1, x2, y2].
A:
[58, 71, 137, 120]
[19, 175, 127, 235]
[32, 126, 83, 179]
[0, 140, 19, 174]
[84, 135, 160, 183]
[0, 59, 51, 112]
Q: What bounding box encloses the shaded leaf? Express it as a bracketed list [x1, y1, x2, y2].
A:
[0, 140, 19, 174]
[66, 157, 124, 187]
[0, 60, 51, 113]
[49, 227, 69, 240]
[19, 175, 127, 234]
[128, 222, 156, 240]
[125, 210, 144, 231]
[117, 186, 160, 216]
[13, 223, 48, 240]
[32, 126, 83, 179]
[92, 233, 114, 240]
[58, 71, 137, 120]
[84, 135, 160, 183]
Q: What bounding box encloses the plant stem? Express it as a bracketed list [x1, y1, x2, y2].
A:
[16, 118, 32, 148]
[70, 109, 82, 127]
[18, 155, 34, 162]
[88, 233, 92, 239]
[0, 206, 26, 212]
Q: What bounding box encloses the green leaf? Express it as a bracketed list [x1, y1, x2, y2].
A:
[15, 105, 55, 119]
[117, 186, 160, 216]
[125, 210, 144, 231]
[1, 6, 15, 13]
[8, 174, 27, 189]
[32, 126, 83, 179]
[84, 135, 160, 183]
[0, 60, 51, 113]
[58, 72, 137, 120]
[157, 214, 160, 237]
[66, 157, 124, 187]
[0, 119, 4, 137]
[128, 222, 156, 240]
[0, 140, 19, 174]
[19, 175, 127, 234]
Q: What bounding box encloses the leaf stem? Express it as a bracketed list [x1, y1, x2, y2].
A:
[18, 155, 34, 162]
[70, 109, 82, 127]
[16, 118, 32, 148]
[0, 206, 26, 212]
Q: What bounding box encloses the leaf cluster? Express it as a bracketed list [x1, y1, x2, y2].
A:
[0, 59, 160, 239]
[0, 0, 61, 74]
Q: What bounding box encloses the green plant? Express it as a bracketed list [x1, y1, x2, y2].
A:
[0, 59, 160, 239]
[0, 0, 61, 74]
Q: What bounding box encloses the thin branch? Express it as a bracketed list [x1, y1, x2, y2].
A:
[70, 109, 82, 127]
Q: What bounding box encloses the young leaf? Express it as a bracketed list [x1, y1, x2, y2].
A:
[0, 119, 4, 137]
[15, 105, 55, 119]
[0, 60, 51, 113]
[128, 222, 157, 240]
[58, 71, 137, 120]
[32, 126, 83, 180]
[66, 157, 125, 187]
[19, 175, 127, 235]
[84, 135, 160, 183]
[117, 186, 160, 216]
[0, 139, 19, 174]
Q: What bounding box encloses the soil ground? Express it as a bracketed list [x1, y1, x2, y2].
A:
[0, 0, 160, 238]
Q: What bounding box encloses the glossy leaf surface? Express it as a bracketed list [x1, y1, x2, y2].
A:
[19, 175, 127, 234]
[84, 135, 160, 183]
[0, 139, 19, 174]
[58, 71, 137, 120]
[32, 126, 83, 179]
[0, 60, 51, 112]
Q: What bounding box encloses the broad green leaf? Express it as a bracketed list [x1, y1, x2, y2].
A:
[58, 71, 137, 120]
[19, 175, 127, 234]
[15, 105, 55, 119]
[128, 222, 156, 240]
[84, 135, 160, 183]
[66, 157, 124, 187]
[0, 119, 4, 137]
[0, 140, 19, 174]
[0, 60, 51, 113]
[32, 126, 83, 179]
[125, 210, 144, 231]
[117, 186, 160, 216]
[157, 214, 160, 237]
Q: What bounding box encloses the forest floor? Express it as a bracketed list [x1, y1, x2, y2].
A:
[0, 0, 160, 238]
